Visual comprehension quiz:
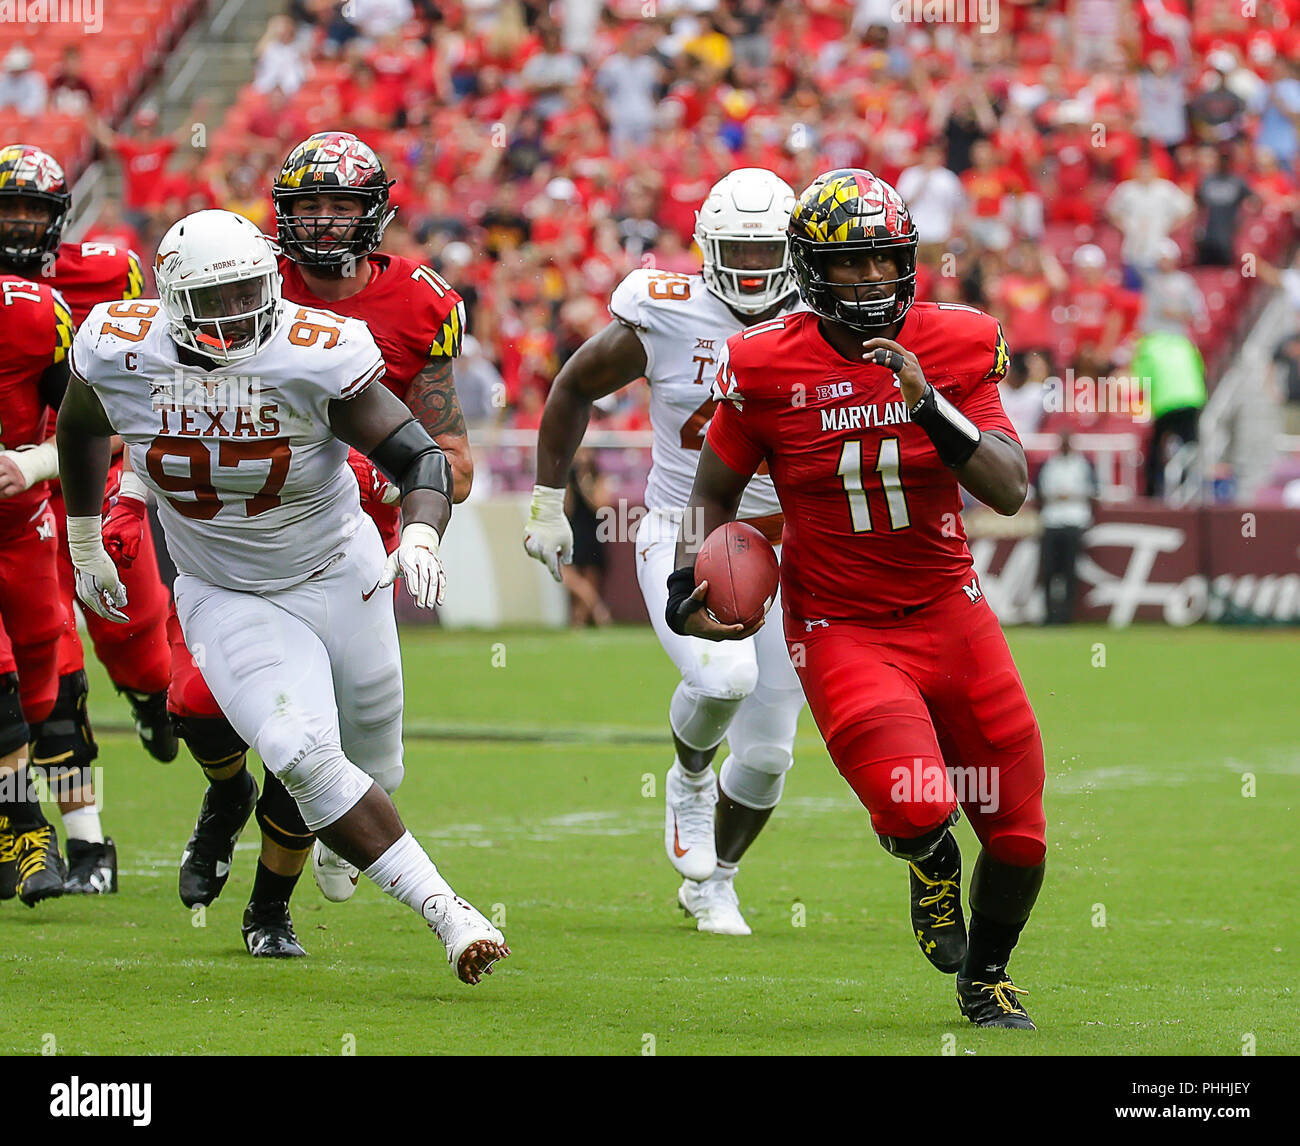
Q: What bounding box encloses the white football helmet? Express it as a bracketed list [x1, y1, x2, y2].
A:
[155, 210, 284, 365]
[694, 168, 797, 316]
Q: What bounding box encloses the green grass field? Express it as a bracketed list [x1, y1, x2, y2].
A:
[3, 624, 1297, 1056]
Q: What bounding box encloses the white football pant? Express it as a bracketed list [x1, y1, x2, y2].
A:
[173, 518, 404, 832]
[635, 507, 805, 810]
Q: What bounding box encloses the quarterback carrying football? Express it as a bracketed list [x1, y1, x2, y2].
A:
[669, 169, 1047, 1028]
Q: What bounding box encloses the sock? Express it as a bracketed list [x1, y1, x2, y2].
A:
[61, 805, 104, 844]
[362, 832, 454, 918]
[962, 911, 1026, 980]
[671, 759, 715, 788]
[205, 761, 254, 798]
[913, 830, 960, 881]
[709, 859, 738, 883]
[249, 860, 301, 908]
[1, 765, 49, 831]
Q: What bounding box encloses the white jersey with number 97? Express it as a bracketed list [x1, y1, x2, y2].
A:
[609, 267, 797, 520]
[71, 297, 386, 592]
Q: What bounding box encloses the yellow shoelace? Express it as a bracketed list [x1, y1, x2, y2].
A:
[910, 864, 959, 927]
[970, 980, 1029, 1014]
[0, 823, 20, 865]
[16, 826, 56, 881]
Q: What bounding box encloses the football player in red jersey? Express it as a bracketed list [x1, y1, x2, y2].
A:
[0, 271, 77, 906]
[104, 132, 474, 956]
[668, 170, 1046, 1029]
[0, 144, 175, 896]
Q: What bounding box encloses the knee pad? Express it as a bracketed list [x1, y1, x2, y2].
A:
[367, 758, 404, 796]
[276, 740, 372, 833]
[682, 645, 759, 702]
[879, 810, 960, 862]
[981, 831, 1047, 870]
[176, 715, 247, 770]
[0, 673, 28, 758]
[255, 770, 314, 851]
[669, 682, 743, 752]
[719, 749, 791, 812]
[29, 670, 97, 779]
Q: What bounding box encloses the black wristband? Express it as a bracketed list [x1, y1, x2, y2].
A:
[908, 384, 982, 468]
[665, 566, 700, 636]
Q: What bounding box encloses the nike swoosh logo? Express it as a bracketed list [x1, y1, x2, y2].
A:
[389, 875, 401, 888]
[215, 861, 230, 878]
[672, 814, 688, 858]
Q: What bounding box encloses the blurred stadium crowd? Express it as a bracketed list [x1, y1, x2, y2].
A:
[2, 0, 1299, 490]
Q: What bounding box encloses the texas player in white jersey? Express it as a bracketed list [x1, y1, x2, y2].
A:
[56, 210, 508, 985]
[525, 169, 807, 935]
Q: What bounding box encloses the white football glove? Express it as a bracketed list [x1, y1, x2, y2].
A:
[522, 484, 572, 582]
[65, 514, 129, 624]
[376, 522, 446, 609]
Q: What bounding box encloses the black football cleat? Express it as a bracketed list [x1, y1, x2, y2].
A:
[15, 825, 67, 907]
[178, 775, 257, 908]
[0, 817, 18, 900]
[123, 690, 180, 763]
[242, 901, 307, 958]
[909, 857, 967, 974]
[64, 837, 119, 894]
[957, 974, 1036, 1029]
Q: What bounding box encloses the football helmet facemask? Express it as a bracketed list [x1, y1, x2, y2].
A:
[0, 144, 71, 267]
[273, 131, 396, 269]
[155, 210, 284, 365]
[695, 168, 797, 316]
[788, 168, 919, 330]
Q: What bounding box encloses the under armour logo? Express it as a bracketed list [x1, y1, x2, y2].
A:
[804, 619, 829, 630]
[36, 518, 55, 541]
[961, 577, 982, 602]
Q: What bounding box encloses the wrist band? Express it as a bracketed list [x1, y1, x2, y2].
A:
[908, 384, 982, 469]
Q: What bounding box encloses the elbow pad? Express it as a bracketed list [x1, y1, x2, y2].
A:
[367, 419, 453, 503]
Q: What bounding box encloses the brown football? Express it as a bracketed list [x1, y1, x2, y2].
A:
[694, 522, 780, 628]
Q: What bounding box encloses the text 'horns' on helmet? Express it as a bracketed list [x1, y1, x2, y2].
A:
[155, 210, 284, 365]
[695, 168, 797, 316]
[273, 131, 397, 269]
[788, 168, 919, 331]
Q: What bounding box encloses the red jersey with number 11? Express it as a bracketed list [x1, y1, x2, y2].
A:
[706, 304, 1016, 622]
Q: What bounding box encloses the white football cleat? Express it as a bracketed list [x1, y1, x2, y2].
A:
[312, 840, 359, 902]
[423, 893, 510, 985]
[678, 876, 752, 936]
[664, 762, 718, 881]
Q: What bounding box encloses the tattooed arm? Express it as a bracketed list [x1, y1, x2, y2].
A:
[406, 356, 474, 503]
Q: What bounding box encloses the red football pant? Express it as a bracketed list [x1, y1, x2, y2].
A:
[0, 504, 73, 725]
[51, 486, 172, 694]
[788, 588, 1046, 867]
[165, 606, 225, 719]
